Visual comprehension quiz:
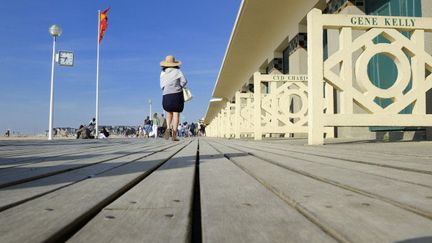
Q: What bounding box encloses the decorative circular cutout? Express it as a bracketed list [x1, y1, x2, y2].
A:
[279, 89, 308, 118]
[356, 43, 411, 99]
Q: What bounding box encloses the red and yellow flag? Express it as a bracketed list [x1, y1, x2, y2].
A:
[99, 7, 110, 43]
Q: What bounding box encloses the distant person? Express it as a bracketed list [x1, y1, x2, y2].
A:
[183, 122, 190, 137]
[77, 125, 91, 139]
[144, 116, 152, 138]
[4, 130, 10, 137]
[88, 118, 96, 135]
[178, 124, 182, 137]
[199, 123, 206, 136]
[99, 127, 110, 139]
[159, 114, 167, 137]
[190, 122, 196, 136]
[137, 125, 143, 137]
[151, 113, 160, 138]
[160, 55, 188, 141]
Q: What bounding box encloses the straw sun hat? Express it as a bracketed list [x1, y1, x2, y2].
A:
[160, 55, 182, 67]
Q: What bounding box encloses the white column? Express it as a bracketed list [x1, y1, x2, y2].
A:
[253, 72, 262, 140]
[235, 92, 241, 139]
[307, 9, 325, 145]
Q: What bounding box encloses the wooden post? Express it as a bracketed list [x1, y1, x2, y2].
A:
[412, 30, 426, 114]
[235, 92, 241, 139]
[307, 9, 325, 145]
[270, 81, 278, 138]
[254, 72, 262, 140]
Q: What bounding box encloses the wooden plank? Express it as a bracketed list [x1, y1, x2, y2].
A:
[234, 139, 432, 172]
[0, 142, 180, 211]
[0, 139, 151, 168]
[0, 140, 112, 162]
[68, 140, 198, 243]
[0, 141, 189, 243]
[199, 140, 336, 243]
[209, 140, 432, 242]
[229, 141, 432, 187]
[220, 140, 432, 218]
[323, 114, 432, 127]
[0, 140, 167, 188]
[231, 139, 432, 174]
[261, 139, 432, 160]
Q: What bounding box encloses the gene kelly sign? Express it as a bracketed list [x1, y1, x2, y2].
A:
[324, 14, 432, 31]
[350, 16, 416, 27]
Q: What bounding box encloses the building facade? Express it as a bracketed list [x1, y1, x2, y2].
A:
[204, 0, 432, 142]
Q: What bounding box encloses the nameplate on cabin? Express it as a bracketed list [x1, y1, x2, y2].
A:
[350, 16, 416, 28]
[260, 74, 308, 82]
[322, 14, 432, 31]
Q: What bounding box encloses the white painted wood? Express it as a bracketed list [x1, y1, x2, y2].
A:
[235, 91, 241, 139]
[253, 72, 263, 140]
[308, 9, 325, 145]
[308, 8, 432, 145]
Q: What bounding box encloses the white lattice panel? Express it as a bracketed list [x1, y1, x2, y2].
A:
[308, 9, 432, 145]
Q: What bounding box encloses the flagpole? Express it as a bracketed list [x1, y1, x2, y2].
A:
[95, 10, 100, 139]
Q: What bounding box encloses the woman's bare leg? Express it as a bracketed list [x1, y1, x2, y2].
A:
[166, 112, 173, 129]
[173, 112, 180, 131]
[171, 112, 180, 141]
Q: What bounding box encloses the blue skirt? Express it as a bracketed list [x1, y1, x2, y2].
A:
[162, 92, 184, 112]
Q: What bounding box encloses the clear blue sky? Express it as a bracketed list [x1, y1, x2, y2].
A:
[0, 1, 240, 134]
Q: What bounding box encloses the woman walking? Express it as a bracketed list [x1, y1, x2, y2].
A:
[160, 55, 187, 141]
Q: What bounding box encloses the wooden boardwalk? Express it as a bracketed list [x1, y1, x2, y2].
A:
[0, 137, 431, 242]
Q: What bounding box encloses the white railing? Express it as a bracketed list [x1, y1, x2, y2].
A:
[307, 8, 432, 145]
[235, 92, 254, 138]
[253, 72, 333, 140]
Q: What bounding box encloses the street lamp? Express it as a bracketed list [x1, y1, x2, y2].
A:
[148, 99, 152, 117]
[48, 25, 62, 140]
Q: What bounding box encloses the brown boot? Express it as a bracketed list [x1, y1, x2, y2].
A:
[172, 130, 179, 141]
[163, 129, 171, 140]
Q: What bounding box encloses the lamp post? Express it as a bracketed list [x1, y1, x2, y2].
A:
[148, 99, 152, 117]
[48, 25, 62, 140]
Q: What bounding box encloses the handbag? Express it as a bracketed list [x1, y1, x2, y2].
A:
[183, 87, 193, 102]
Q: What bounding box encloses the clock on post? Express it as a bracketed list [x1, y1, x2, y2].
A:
[57, 51, 74, 67]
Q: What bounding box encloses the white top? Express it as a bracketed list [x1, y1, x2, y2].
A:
[160, 68, 187, 95]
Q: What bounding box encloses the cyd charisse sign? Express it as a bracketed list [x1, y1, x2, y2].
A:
[272, 75, 308, 81]
[260, 74, 308, 82]
[350, 16, 416, 27]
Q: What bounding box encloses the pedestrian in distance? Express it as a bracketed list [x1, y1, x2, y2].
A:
[144, 116, 152, 138]
[99, 127, 110, 139]
[76, 125, 91, 139]
[160, 55, 188, 141]
[151, 113, 160, 138]
[159, 114, 167, 137]
[88, 118, 96, 136]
